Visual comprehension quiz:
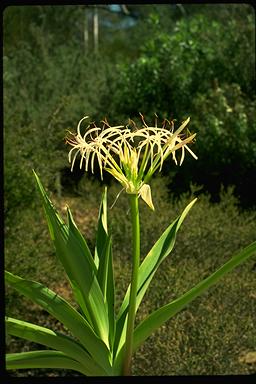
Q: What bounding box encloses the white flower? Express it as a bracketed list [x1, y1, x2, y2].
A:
[66, 114, 198, 210]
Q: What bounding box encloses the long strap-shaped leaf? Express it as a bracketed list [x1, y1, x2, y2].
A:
[133, 240, 256, 352]
[5, 270, 112, 375]
[95, 187, 115, 351]
[33, 171, 110, 347]
[6, 317, 107, 376]
[6, 350, 88, 375]
[114, 198, 197, 360]
[66, 208, 96, 323]
[95, 187, 108, 269]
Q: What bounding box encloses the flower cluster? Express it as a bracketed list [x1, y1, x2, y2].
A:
[66, 114, 197, 209]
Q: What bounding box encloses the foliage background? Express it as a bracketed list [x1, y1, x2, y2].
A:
[4, 4, 256, 376]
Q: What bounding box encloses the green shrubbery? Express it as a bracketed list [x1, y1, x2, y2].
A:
[4, 5, 255, 218]
[3, 46, 111, 218]
[4, 38, 115, 218]
[188, 83, 256, 205]
[109, 7, 255, 206]
[110, 7, 254, 116]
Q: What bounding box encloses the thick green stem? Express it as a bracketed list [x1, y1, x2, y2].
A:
[122, 194, 140, 376]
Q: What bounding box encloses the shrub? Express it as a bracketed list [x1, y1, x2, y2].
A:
[108, 6, 255, 205]
[169, 83, 256, 207]
[4, 36, 115, 219]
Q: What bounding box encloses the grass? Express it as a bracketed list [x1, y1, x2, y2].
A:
[5, 175, 256, 376]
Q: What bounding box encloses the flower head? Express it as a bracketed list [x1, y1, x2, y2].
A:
[66, 114, 198, 210]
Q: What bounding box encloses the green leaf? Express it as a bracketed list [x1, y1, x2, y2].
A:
[66, 208, 96, 323]
[114, 198, 197, 364]
[133, 241, 256, 352]
[5, 317, 107, 376]
[33, 171, 110, 347]
[95, 187, 115, 350]
[66, 207, 96, 273]
[135, 198, 197, 309]
[6, 350, 89, 375]
[5, 270, 112, 375]
[95, 186, 109, 270]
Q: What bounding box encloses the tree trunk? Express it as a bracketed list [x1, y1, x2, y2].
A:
[84, 8, 89, 53]
[93, 6, 99, 54]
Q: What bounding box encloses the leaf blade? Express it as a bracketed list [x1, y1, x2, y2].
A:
[114, 198, 197, 359]
[6, 350, 88, 375]
[133, 241, 256, 352]
[95, 187, 115, 350]
[33, 171, 110, 347]
[5, 270, 112, 374]
[5, 317, 107, 376]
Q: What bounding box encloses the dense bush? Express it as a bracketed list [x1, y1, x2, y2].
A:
[4, 4, 256, 218]
[4, 34, 115, 218]
[109, 6, 255, 206]
[170, 83, 256, 206]
[111, 7, 255, 117]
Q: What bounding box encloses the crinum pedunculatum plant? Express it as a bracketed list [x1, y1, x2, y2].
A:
[5, 114, 256, 376]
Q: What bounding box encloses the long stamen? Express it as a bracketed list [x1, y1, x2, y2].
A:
[77, 116, 89, 137]
[138, 143, 152, 180]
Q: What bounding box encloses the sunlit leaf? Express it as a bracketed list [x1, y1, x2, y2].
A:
[133, 241, 256, 351]
[114, 198, 197, 365]
[5, 271, 112, 374]
[33, 171, 110, 347]
[6, 317, 107, 376]
[6, 350, 88, 375]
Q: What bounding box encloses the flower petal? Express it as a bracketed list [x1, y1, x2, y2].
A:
[139, 184, 155, 211]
